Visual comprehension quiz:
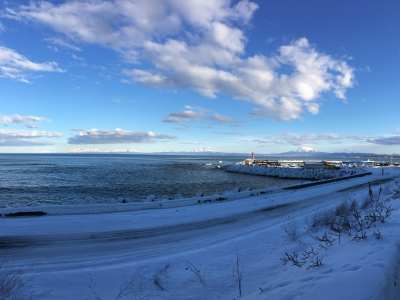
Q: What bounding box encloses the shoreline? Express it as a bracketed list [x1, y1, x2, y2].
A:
[1, 168, 397, 217]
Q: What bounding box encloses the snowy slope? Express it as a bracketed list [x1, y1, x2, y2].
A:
[293, 147, 319, 153]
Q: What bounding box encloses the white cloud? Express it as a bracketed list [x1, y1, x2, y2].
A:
[68, 128, 176, 144]
[0, 46, 64, 82]
[208, 114, 238, 123]
[71, 54, 83, 60]
[47, 45, 58, 52]
[163, 110, 206, 123]
[127, 37, 354, 122]
[0, 114, 50, 123]
[163, 107, 238, 123]
[25, 125, 39, 128]
[43, 37, 81, 51]
[0, 128, 63, 146]
[6, 1, 354, 120]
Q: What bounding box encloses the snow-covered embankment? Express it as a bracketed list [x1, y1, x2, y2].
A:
[226, 164, 367, 180]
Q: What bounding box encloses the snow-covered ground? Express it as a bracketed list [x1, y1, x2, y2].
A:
[1, 167, 400, 299]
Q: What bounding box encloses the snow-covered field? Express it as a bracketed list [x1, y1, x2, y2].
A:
[1, 167, 400, 299]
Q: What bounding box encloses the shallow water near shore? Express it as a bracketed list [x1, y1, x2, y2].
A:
[0, 153, 307, 208]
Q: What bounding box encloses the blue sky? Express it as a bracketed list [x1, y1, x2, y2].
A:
[0, 0, 399, 154]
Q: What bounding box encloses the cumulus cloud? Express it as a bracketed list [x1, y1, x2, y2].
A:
[5, 1, 354, 120]
[0, 128, 63, 146]
[0, 46, 64, 82]
[68, 128, 176, 144]
[163, 107, 238, 123]
[255, 132, 375, 146]
[0, 114, 50, 123]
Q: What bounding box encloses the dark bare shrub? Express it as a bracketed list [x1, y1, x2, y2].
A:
[153, 263, 169, 291]
[335, 199, 351, 217]
[351, 231, 367, 242]
[186, 261, 206, 287]
[308, 256, 323, 268]
[0, 258, 32, 300]
[282, 216, 304, 245]
[361, 193, 373, 210]
[115, 267, 148, 300]
[281, 252, 304, 268]
[304, 210, 323, 233]
[320, 209, 336, 227]
[232, 249, 244, 297]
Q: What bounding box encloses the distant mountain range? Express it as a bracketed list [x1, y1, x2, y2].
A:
[265, 147, 399, 157]
[154, 147, 399, 157]
[56, 146, 398, 157]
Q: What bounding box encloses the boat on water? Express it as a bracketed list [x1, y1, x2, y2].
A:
[218, 161, 222, 163]
[205, 163, 212, 165]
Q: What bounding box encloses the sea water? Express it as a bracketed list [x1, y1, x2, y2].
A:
[0, 153, 305, 208]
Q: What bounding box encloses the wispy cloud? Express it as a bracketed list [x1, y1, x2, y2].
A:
[173, 127, 187, 130]
[0, 128, 63, 146]
[368, 136, 400, 146]
[71, 54, 84, 60]
[163, 106, 238, 124]
[0, 46, 64, 82]
[43, 37, 81, 51]
[67, 148, 139, 153]
[255, 132, 376, 145]
[68, 128, 176, 144]
[5, 1, 355, 121]
[211, 131, 244, 136]
[180, 141, 205, 145]
[25, 125, 39, 128]
[0, 114, 50, 123]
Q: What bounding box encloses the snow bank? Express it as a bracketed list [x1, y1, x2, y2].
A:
[226, 164, 367, 180]
[0, 186, 284, 216]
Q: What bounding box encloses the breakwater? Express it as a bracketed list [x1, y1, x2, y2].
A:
[225, 164, 367, 180]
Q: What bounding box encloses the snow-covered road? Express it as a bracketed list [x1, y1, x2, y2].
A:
[2, 174, 397, 267]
